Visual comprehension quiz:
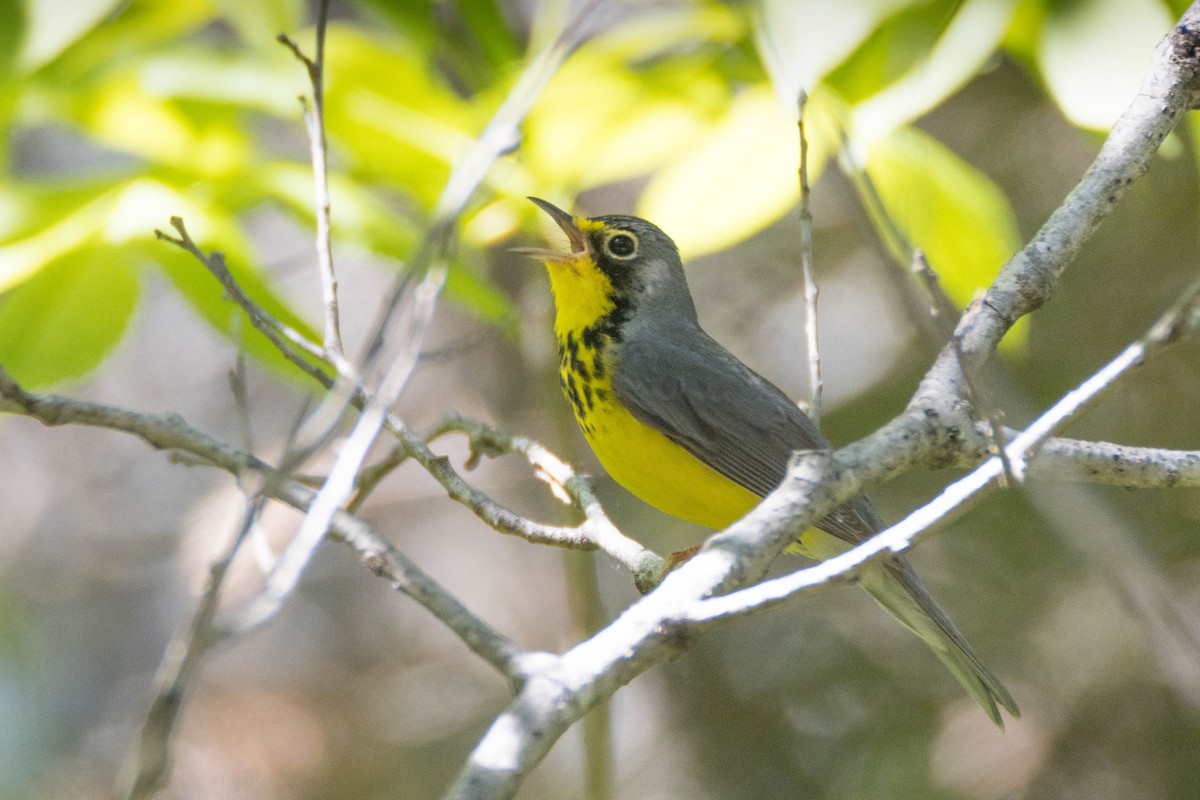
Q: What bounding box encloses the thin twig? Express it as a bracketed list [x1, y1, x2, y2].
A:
[155, 220, 334, 385]
[796, 89, 822, 422]
[278, 0, 344, 358]
[424, 413, 663, 592]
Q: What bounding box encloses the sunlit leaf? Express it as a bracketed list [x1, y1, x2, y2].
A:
[82, 76, 251, 176]
[758, 0, 935, 98]
[638, 86, 836, 261]
[17, 0, 125, 72]
[823, 0, 964, 104]
[462, 197, 521, 247]
[0, 175, 326, 381]
[31, 0, 215, 84]
[1038, 0, 1172, 130]
[214, 0, 304, 46]
[851, 0, 1016, 147]
[138, 47, 302, 116]
[863, 125, 1023, 343]
[0, 245, 138, 387]
[524, 51, 723, 189]
[323, 24, 478, 206]
[0, 191, 112, 293]
[0, 176, 247, 293]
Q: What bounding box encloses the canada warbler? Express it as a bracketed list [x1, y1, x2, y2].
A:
[527, 197, 1017, 726]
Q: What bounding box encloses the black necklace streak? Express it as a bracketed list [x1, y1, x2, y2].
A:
[557, 296, 632, 432]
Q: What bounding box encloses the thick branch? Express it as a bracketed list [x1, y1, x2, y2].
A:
[1028, 438, 1200, 488]
[916, 10, 1200, 403]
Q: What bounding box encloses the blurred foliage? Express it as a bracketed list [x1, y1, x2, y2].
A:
[0, 0, 1185, 386]
[2, 2, 1199, 800]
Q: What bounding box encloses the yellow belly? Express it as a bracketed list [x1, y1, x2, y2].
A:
[577, 391, 761, 530]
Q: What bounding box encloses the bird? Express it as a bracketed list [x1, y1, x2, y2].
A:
[524, 196, 1018, 726]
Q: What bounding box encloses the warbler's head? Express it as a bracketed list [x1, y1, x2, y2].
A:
[524, 197, 698, 332]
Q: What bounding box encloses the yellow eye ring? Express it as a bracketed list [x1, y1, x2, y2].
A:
[604, 230, 638, 259]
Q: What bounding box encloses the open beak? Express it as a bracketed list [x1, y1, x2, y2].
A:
[518, 196, 588, 259]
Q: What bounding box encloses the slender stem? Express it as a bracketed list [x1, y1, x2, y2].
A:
[279, 0, 344, 357]
[796, 89, 822, 423]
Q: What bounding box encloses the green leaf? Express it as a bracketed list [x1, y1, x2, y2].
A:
[850, 0, 1016, 146]
[214, 0, 304, 46]
[0, 246, 138, 387]
[1037, 0, 1173, 130]
[0, 177, 236, 297]
[323, 24, 478, 207]
[252, 162, 419, 260]
[0, 0, 25, 80]
[454, 0, 520, 73]
[757, 0, 916, 93]
[28, 0, 215, 84]
[0, 179, 125, 245]
[17, 0, 125, 72]
[637, 86, 837, 260]
[445, 261, 518, 335]
[863, 125, 1023, 343]
[0, 181, 122, 293]
[523, 50, 725, 190]
[346, 0, 438, 52]
[824, 0, 964, 104]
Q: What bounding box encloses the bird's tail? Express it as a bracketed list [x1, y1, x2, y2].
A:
[858, 558, 1019, 727]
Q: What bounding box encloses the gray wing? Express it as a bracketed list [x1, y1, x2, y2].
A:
[613, 327, 879, 544]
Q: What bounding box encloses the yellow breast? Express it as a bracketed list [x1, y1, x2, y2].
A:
[556, 326, 760, 530]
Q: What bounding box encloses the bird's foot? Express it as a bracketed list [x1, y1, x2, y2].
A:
[661, 546, 700, 576]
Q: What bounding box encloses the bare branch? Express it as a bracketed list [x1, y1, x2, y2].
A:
[155, 219, 335, 386]
[279, 0, 344, 358]
[911, 250, 1017, 484]
[917, 9, 1200, 402]
[796, 88, 822, 422]
[1026, 438, 1200, 488]
[424, 413, 664, 592]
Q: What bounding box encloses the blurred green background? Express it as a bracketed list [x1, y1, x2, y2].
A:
[1, 0, 1199, 797]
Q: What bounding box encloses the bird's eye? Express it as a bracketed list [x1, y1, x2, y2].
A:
[606, 233, 637, 258]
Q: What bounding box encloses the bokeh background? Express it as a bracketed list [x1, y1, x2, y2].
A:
[2, 0, 1199, 798]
